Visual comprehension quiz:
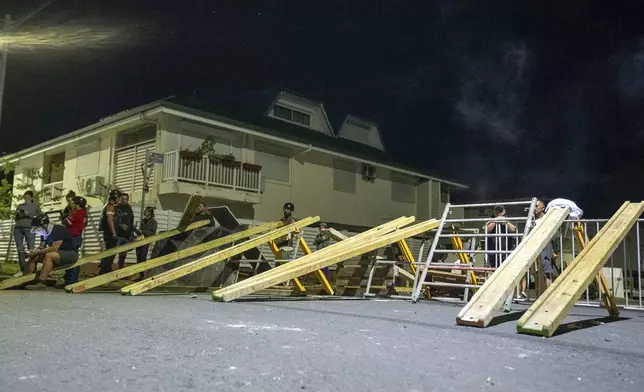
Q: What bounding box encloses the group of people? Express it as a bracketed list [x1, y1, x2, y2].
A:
[11, 188, 158, 289]
[484, 198, 583, 310]
[13, 190, 89, 289]
[97, 189, 157, 279]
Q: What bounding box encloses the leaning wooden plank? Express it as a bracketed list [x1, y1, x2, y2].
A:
[176, 194, 203, 231]
[517, 201, 644, 337]
[213, 219, 439, 302]
[213, 217, 415, 297]
[298, 238, 334, 295]
[65, 220, 284, 293]
[120, 216, 320, 296]
[0, 220, 210, 290]
[328, 228, 349, 241]
[455, 207, 570, 328]
[266, 240, 306, 292]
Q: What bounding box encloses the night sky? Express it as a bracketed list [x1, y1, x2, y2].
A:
[2, 0, 643, 217]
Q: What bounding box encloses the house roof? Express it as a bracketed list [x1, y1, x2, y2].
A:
[6, 92, 468, 189]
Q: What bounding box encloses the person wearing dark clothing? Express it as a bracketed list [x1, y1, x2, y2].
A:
[313, 222, 332, 277]
[192, 202, 216, 227]
[13, 191, 41, 276]
[59, 191, 79, 285]
[99, 189, 122, 274]
[24, 214, 79, 290]
[275, 202, 298, 254]
[485, 206, 517, 268]
[134, 207, 157, 280]
[114, 193, 135, 269]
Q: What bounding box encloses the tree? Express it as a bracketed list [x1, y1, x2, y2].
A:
[0, 158, 65, 219]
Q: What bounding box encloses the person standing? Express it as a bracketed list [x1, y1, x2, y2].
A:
[313, 222, 332, 277]
[134, 207, 157, 281]
[12, 191, 42, 277]
[116, 193, 135, 269]
[99, 190, 121, 274]
[59, 196, 88, 287]
[275, 202, 297, 254]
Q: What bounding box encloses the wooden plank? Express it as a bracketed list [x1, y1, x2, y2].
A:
[0, 220, 210, 290]
[395, 266, 415, 281]
[65, 220, 284, 293]
[213, 219, 440, 302]
[455, 207, 570, 327]
[517, 202, 644, 337]
[266, 240, 306, 292]
[573, 226, 619, 316]
[213, 217, 416, 298]
[328, 228, 349, 241]
[176, 194, 203, 231]
[120, 216, 320, 296]
[298, 238, 334, 295]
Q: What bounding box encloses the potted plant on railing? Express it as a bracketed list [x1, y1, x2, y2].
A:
[179, 148, 203, 162]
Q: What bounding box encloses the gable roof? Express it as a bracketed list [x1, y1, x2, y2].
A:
[6, 93, 468, 189]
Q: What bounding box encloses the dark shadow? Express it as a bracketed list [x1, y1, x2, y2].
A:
[231, 295, 366, 303]
[486, 310, 526, 327]
[551, 316, 630, 337]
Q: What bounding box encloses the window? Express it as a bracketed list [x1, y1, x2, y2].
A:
[45, 152, 65, 183]
[272, 105, 311, 127]
[116, 125, 157, 149]
[254, 142, 290, 182]
[391, 173, 416, 204]
[76, 142, 100, 177]
[333, 159, 356, 194]
[440, 188, 450, 203]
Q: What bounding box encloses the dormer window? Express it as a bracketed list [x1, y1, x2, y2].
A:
[272, 104, 311, 127]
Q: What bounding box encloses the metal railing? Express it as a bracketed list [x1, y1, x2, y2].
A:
[551, 218, 644, 311]
[40, 181, 64, 206]
[162, 150, 262, 193]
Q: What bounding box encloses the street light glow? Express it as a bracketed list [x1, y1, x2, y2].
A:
[0, 23, 145, 51]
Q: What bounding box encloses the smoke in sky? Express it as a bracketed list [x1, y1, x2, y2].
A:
[617, 37, 644, 98]
[455, 41, 531, 144]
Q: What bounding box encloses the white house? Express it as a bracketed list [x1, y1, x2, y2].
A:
[5, 89, 467, 229]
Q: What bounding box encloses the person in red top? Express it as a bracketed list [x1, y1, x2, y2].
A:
[60, 196, 88, 287]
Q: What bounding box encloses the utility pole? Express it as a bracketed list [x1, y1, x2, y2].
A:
[0, 15, 11, 132]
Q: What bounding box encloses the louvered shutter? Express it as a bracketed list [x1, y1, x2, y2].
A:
[114, 141, 155, 193]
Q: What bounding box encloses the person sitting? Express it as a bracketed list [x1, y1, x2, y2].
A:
[24, 214, 79, 290]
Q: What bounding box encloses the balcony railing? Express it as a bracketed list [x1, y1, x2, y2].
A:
[41, 181, 64, 206]
[162, 150, 262, 193]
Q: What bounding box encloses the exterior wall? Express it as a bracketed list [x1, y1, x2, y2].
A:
[10, 114, 164, 212]
[253, 150, 417, 227]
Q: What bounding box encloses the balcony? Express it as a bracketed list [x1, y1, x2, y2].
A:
[41, 181, 64, 206]
[160, 150, 262, 202]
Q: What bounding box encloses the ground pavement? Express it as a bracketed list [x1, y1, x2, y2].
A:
[1, 290, 643, 391]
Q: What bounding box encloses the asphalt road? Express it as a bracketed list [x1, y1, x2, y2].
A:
[1, 291, 643, 392]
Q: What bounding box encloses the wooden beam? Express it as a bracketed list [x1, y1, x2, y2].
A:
[328, 228, 349, 241]
[212, 217, 416, 298]
[266, 240, 306, 292]
[0, 220, 210, 290]
[120, 216, 320, 296]
[517, 201, 644, 337]
[213, 219, 439, 302]
[65, 220, 284, 293]
[455, 207, 570, 328]
[298, 237, 334, 295]
[176, 194, 203, 230]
